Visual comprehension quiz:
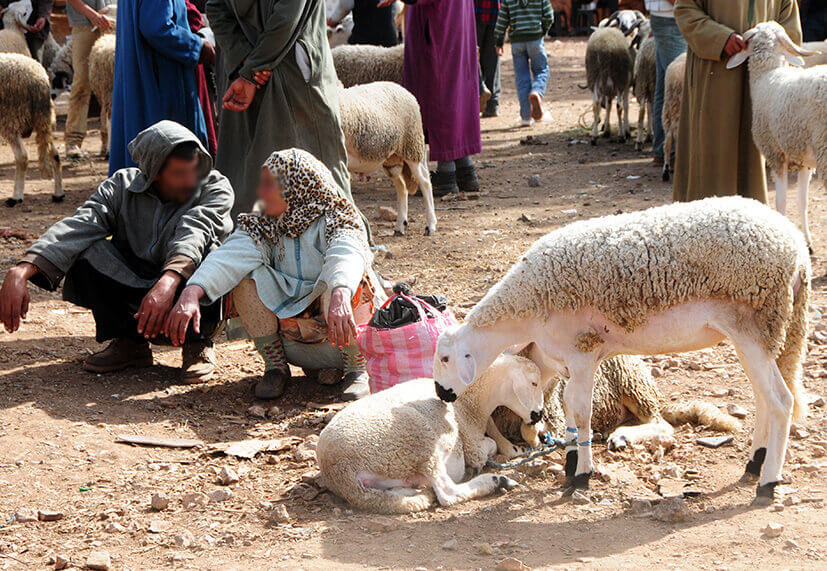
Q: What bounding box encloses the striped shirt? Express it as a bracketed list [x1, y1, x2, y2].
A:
[494, 0, 553, 46]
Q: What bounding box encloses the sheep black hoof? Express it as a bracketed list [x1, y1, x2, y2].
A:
[754, 481, 780, 502]
[564, 449, 578, 481]
[607, 434, 629, 451]
[393, 230, 405, 237]
[808, 245, 814, 256]
[5, 198, 22, 208]
[424, 227, 434, 236]
[590, 138, 597, 146]
[562, 472, 592, 495]
[495, 475, 519, 491]
[634, 142, 643, 152]
[742, 447, 766, 481]
[662, 169, 671, 183]
[52, 194, 65, 203]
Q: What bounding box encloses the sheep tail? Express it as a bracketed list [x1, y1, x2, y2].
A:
[401, 162, 418, 195]
[775, 268, 809, 421]
[661, 400, 741, 433]
[345, 484, 436, 514]
[35, 112, 55, 178]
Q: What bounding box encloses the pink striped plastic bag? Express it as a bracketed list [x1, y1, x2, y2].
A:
[356, 294, 458, 393]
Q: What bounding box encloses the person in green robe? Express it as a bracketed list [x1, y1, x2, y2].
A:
[206, 0, 353, 220]
[673, 0, 802, 203]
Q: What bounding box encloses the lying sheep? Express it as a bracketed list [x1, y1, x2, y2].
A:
[661, 52, 685, 182]
[338, 81, 436, 235]
[332, 43, 404, 87]
[0, 0, 32, 56]
[726, 22, 824, 254]
[489, 349, 740, 462]
[0, 53, 64, 206]
[434, 196, 810, 500]
[585, 27, 634, 143]
[633, 35, 655, 151]
[317, 355, 543, 513]
[90, 33, 116, 157]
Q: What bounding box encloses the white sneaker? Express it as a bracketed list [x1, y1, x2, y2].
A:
[520, 118, 535, 128]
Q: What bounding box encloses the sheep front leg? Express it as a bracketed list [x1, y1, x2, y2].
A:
[412, 159, 437, 235]
[6, 136, 27, 207]
[621, 88, 631, 140]
[486, 418, 524, 459]
[562, 356, 598, 492]
[386, 165, 409, 236]
[49, 140, 64, 203]
[646, 101, 654, 142]
[427, 463, 517, 508]
[773, 163, 788, 214]
[590, 91, 601, 143]
[634, 101, 646, 151]
[602, 96, 612, 138]
[797, 167, 813, 253]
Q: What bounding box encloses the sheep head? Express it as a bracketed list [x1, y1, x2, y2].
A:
[727, 21, 821, 70]
[1, 0, 32, 30]
[434, 325, 478, 402]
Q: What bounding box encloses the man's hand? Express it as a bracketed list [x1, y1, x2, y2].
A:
[0, 262, 36, 333]
[222, 77, 258, 111]
[723, 33, 746, 57]
[134, 271, 181, 339]
[327, 286, 356, 349]
[377, 0, 395, 7]
[497, 46, 504, 57]
[253, 70, 271, 85]
[89, 11, 111, 31]
[28, 16, 46, 32]
[164, 285, 205, 347]
[200, 39, 216, 66]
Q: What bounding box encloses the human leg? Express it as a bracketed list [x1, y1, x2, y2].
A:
[478, 22, 501, 115]
[65, 26, 99, 154]
[511, 42, 532, 123]
[527, 38, 549, 121]
[650, 16, 686, 160]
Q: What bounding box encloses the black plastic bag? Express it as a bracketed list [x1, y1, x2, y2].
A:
[368, 283, 449, 330]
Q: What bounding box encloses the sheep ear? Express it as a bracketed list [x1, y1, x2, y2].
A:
[726, 51, 750, 69]
[783, 53, 806, 67]
[457, 353, 476, 386]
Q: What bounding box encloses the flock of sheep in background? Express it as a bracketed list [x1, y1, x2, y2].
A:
[0, 1, 823, 251]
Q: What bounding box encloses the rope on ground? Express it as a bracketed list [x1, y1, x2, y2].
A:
[485, 432, 567, 470]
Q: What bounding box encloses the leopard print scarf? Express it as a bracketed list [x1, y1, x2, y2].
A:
[237, 149, 367, 259]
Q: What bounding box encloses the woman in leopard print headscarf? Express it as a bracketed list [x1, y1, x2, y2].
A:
[169, 149, 384, 401]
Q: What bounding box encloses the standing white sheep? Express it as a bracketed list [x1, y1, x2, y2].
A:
[0, 53, 64, 206]
[317, 354, 542, 513]
[585, 27, 634, 143]
[633, 34, 656, 151]
[661, 52, 685, 182]
[433, 197, 810, 501]
[338, 81, 436, 235]
[89, 33, 116, 157]
[726, 21, 824, 254]
[0, 0, 32, 56]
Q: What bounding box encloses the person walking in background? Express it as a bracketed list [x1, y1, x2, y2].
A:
[494, 0, 553, 127]
[108, 0, 215, 175]
[645, 0, 685, 167]
[380, 0, 482, 196]
[64, 0, 112, 159]
[207, 0, 356, 219]
[476, 0, 501, 117]
[673, 0, 801, 203]
[327, 0, 399, 47]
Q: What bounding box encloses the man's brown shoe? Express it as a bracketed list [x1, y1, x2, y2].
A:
[182, 341, 216, 384]
[83, 338, 153, 373]
[529, 92, 544, 122]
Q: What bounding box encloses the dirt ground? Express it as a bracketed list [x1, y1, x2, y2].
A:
[0, 38, 825, 570]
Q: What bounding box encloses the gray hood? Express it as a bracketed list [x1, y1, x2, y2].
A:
[127, 121, 212, 191]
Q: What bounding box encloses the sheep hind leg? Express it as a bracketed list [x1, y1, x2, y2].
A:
[411, 159, 436, 235]
[590, 93, 601, 144]
[49, 140, 64, 203]
[634, 100, 646, 151]
[426, 463, 517, 508]
[646, 101, 654, 142]
[622, 89, 631, 140]
[797, 167, 813, 254]
[562, 355, 598, 492]
[385, 164, 409, 236]
[773, 162, 788, 214]
[100, 106, 110, 158]
[742, 387, 769, 482]
[601, 96, 612, 138]
[663, 130, 673, 182]
[6, 136, 27, 207]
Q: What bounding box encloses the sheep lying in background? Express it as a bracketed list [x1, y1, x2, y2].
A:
[90, 33, 116, 157]
[585, 27, 634, 143]
[433, 196, 810, 500]
[317, 355, 543, 513]
[0, 0, 32, 56]
[0, 53, 64, 206]
[633, 35, 655, 151]
[726, 22, 824, 254]
[332, 43, 404, 87]
[338, 81, 436, 235]
[661, 52, 685, 182]
[489, 350, 740, 461]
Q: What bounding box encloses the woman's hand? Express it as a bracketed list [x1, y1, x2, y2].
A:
[327, 286, 356, 349]
[164, 285, 205, 347]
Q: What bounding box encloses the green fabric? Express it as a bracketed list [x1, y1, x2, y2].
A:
[254, 333, 288, 372]
[495, 0, 553, 46]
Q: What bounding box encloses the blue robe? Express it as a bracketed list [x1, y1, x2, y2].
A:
[108, 0, 208, 175]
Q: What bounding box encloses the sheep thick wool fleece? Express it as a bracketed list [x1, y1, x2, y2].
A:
[467, 197, 811, 360]
[332, 44, 404, 87]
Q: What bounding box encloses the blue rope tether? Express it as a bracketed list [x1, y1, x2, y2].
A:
[486, 431, 567, 470]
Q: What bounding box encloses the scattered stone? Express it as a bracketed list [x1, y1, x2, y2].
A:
[653, 497, 690, 522]
[266, 406, 281, 418]
[496, 557, 531, 571]
[657, 478, 696, 498]
[14, 508, 37, 523]
[629, 498, 653, 515]
[651, 367, 663, 378]
[474, 542, 496, 555]
[527, 174, 542, 187]
[790, 425, 811, 440]
[247, 405, 267, 419]
[266, 504, 290, 523]
[799, 464, 820, 474]
[709, 387, 730, 397]
[182, 492, 209, 509]
[149, 520, 168, 533]
[441, 539, 458, 550]
[515, 458, 546, 476]
[85, 550, 111, 570]
[762, 521, 784, 538]
[173, 530, 195, 548]
[784, 539, 800, 549]
[301, 470, 322, 485]
[378, 206, 398, 221]
[37, 510, 64, 522]
[208, 488, 233, 503]
[518, 213, 533, 224]
[365, 517, 398, 532]
[696, 436, 734, 448]
[293, 442, 316, 463]
[577, 557, 596, 563]
[727, 404, 748, 419]
[151, 493, 170, 511]
[54, 554, 69, 570]
[770, 503, 785, 512]
[104, 522, 125, 533]
[811, 396, 825, 407]
[571, 490, 590, 505]
[219, 466, 240, 485]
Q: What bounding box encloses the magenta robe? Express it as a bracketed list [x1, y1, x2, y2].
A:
[402, 0, 482, 162]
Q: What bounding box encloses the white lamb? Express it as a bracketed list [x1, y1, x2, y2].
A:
[338, 81, 436, 235]
[317, 355, 543, 513]
[726, 21, 824, 254]
[0, 0, 32, 56]
[433, 196, 810, 501]
[661, 52, 685, 182]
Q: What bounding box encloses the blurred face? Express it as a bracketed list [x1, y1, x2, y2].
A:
[155, 155, 200, 203]
[257, 168, 288, 217]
